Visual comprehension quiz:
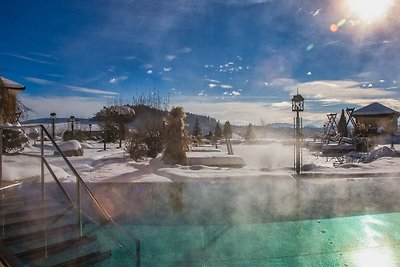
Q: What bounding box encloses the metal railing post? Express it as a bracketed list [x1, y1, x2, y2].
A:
[40, 127, 48, 258]
[77, 180, 82, 237]
[136, 239, 141, 267]
[0, 128, 3, 238]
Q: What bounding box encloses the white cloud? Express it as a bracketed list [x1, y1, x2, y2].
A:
[292, 80, 394, 102]
[220, 84, 233, 89]
[271, 101, 292, 108]
[163, 67, 172, 72]
[205, 79, 220, 83]
[125, 55, 136, 60]
[165, 54, 176, 61]
[0, 52, 53, 65]
[24, 77, 54, 85]
[65, 85, 119, 95]
[208, 83, 217, 88]
[109, 75, 129, 85]
[108, 65, 116, 72]
[173, 96, 326, 125]
[109, 78, 118, 84]
[20, 94, 107, 119]
[143, 64, 153, 69]
[181, 47, 191, 53]
[231, 91, 241, 96]
[220, 0, 271, 6]
[147, 70, 153, 74]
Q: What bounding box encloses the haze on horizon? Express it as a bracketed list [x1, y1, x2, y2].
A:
[1, 0, 400, 126]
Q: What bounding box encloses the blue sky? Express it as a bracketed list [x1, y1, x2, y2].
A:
[1, 0, 400, 125]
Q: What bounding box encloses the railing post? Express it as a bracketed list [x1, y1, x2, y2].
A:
[0, 128, 3, 238]
[40, 127, 48, 258]
[136, 239, 141, 267]
[77, 180, 82, 237]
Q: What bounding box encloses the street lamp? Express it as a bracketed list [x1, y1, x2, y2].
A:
[50, 112, 56, 140]
[69, 116, 75, 140]
[291, 91, 304, 174]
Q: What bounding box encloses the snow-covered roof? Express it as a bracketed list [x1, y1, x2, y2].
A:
[0, 76, 25, 91]
[352, 102, 400, 117]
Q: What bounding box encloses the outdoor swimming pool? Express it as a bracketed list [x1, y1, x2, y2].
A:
[81, 176, 400, 266]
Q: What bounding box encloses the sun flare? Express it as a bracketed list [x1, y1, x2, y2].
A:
[345, 0, 393, 22]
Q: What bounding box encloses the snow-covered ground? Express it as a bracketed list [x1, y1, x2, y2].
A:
[3, 139, 400, 184]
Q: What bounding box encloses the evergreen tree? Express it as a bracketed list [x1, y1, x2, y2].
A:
[192, 118, 202, 137]
[223, 121, 232, 138]
[244, 123, 256, 140]
[205, 131, 213, 140]
[338, 109, 348, 137]
[214, 121, 223, 139]
[162, 106, 189, 165]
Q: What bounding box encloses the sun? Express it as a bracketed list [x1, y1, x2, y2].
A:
[345, 0, 393, 22]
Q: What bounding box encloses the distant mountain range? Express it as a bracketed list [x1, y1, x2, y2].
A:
[22, 118, 92, 125]
[22, 106, 321, 138]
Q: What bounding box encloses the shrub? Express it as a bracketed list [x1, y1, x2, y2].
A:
[63, 130, 87, 142]
[2, 128, 28, 153]
[144, 130, 163, 158]
[125, 131, 148, 161]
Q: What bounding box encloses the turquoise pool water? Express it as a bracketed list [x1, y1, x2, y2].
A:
[99, 212, 400, 266]
[90, 178, 400, 266]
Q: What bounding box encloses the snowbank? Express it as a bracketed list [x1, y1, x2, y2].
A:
[55, 140, 83, 157]
[363, 146, 399, 163]
[187, 152, 245, 167]
[190, 145, 221, 152]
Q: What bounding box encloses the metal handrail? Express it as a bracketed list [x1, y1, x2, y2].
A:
[0, 124, 141, 266]
[0, 182, 22, 191]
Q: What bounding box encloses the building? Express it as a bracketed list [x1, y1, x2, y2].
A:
[0, 76, 26, 124]
[352, 102, 400, 142]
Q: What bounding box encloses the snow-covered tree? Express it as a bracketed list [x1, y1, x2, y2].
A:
[214, 121, 223, 139]
[94, 105, 135, 146]
[223, 121, 232, 139]
[162, 106, 189, 165]
[192, 118, 202, 137]
[244, 123, 256, 140]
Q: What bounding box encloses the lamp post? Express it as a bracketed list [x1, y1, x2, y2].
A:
[89, 123, 92, 138]
[50, 112, 56, 140]
[291, 91, 304, 174]
[69, 116, 75, 140]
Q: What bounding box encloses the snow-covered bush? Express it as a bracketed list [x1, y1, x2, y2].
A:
[363, 146, 398, 163]
[125, 128, 163, 160]
[1, 124, 28, 153]
[27, 128, 39, 145]
[55, 140, 83, 157]
[125, 131, 148, 161]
